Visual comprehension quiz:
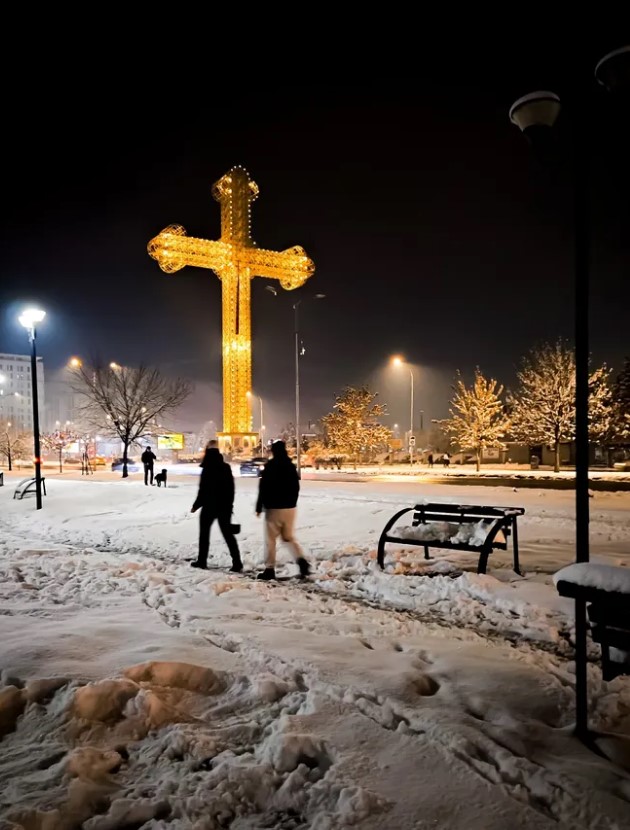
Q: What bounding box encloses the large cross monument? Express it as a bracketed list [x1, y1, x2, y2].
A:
[148, 166, 315, 455]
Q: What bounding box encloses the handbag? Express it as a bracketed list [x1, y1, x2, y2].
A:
[230, 523, 241, 534]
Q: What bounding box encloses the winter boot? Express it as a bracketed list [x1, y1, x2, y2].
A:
[257, 568, 276, 581]
[296, 557, 311, 578]
[190, 560, 207, 570]
[229, 560, 243, 573]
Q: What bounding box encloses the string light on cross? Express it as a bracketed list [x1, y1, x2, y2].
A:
[148, 166, 315, 455]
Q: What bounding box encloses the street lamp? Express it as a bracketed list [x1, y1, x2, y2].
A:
[18, 307, 46, 509]
[391, 356, 415, 466]
[509, 45, 629, 742]
[247, 390, 264, 449]
[294, 294, 326, 478]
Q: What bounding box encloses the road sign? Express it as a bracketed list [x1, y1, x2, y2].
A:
[409, 435, 416, 447]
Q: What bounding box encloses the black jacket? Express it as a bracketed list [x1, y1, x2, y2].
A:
[141, 449, 156, 467]
[193, 448, 235, 513]
[255, 456, 299, 513]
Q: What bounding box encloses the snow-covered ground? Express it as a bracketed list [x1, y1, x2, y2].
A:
[1, 475, 629, 829]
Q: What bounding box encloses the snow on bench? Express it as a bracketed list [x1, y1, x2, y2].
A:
[377, 502, 524, 575]
[554, 563, 630, 680]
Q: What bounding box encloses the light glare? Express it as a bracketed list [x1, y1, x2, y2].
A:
[19, 308, 46, 329]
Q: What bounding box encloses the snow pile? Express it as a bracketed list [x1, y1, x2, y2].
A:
[393, 519, 494, 547]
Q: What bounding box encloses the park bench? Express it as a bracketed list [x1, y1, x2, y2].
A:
[13, 477, 46, 500]
[377, 502, 525, 575]
[554, 563, 630, 681]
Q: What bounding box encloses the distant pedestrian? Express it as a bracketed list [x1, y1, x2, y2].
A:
[255, 440, 310, 581]
[190, 443, 242, 572]
[427, 453, 434, 468]
[442, 452, 450, 468]
[141, 446, 157, 485]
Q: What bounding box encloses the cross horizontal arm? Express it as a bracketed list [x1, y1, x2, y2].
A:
[236, 245, 314, 289]
[148, 225, 315, 289]
[147, 225, 229, 275]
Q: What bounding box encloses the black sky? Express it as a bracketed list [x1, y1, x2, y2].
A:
[1, 39, 628, 433]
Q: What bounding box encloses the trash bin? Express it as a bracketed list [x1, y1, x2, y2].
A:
[530, 455, 540, 470]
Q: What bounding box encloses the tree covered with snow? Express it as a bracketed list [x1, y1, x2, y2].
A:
[72, 363, 193, 477]
[440, 369, 508, 472]
[321, 386, 392, 463]
[508, 340, 613, 472]
[611, 357, 630, 443]
[587, 364, 615, 448]
[0, 422, 29, 471]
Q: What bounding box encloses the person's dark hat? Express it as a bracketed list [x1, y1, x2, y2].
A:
[271, 440, 287, 456]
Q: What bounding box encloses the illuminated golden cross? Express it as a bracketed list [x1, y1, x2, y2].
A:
[147, 166, 315, 453]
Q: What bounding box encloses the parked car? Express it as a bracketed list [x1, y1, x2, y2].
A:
[111, 457, 141, 473]
[239, 457, 267, 477]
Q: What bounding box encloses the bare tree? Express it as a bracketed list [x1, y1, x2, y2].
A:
[72, 363, 193, 477]
[440, 369, 508, 472]
[0, 422, 29, 471]
[41, 429, 80, 474]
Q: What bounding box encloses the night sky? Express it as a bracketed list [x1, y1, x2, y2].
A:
[1, 40, 628, 434]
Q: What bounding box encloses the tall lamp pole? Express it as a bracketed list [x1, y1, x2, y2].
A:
[293, 294, 326, 479]
[508, 45, 629, 741]
[18, 308, 46, 510]
[247, 390, 265, 451]
[392, 356, 415, 466]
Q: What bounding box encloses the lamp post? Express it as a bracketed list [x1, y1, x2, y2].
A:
[18, 307, 46, 509]
[247, 391, 265, 451]
[293, 294, 326, 478]
[508, 45, 629, 741]
[392, 356, 415, 466]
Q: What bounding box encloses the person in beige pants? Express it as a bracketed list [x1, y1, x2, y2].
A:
[255, 440, 310, 580]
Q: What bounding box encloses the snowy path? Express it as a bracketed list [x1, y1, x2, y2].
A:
[1, 478, 630, 828]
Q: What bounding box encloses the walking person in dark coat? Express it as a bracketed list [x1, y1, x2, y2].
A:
[190, 442, 242, 572]
[255, 440, 310, 581]
[141, 446, 157, 485]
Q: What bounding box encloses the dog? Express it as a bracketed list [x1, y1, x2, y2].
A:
[155, 468, 167, 488]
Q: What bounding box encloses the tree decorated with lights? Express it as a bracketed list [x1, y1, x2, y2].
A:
[0, 423, 28, 471]
[509, 340, 612, 472]
[72, 362, 192, 478]
[440, 369, 508, 472]
[321, 386, 392, 463]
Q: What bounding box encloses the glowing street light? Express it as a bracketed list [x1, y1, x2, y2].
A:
[18, 307, 46, 509]
[391, 355, 415, 466]
[109, 362, 120, 371]
[69, 356, 82, 368]
[18, 308, 46, 330]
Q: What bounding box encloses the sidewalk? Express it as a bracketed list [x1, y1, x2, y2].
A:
[301, 463, 630, 490]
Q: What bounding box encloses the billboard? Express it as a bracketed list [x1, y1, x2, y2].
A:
[157, 433, 184, 450]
